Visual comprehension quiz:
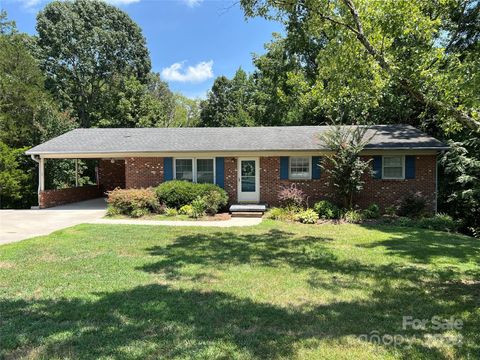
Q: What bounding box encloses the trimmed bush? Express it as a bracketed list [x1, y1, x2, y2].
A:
[314, 200, 340, 219]
[107, 188, 159, 217]
[417, 213, 459, 232]
[343, 209, 364, 223]
[397, 192, 427, 218]
[296, 209, 319, 224]
[155, 180, 228, 210]
[363, 203, 380, 219]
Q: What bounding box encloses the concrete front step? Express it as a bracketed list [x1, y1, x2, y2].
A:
[229, 204, 267, 213]
[229, 204, 267, 218]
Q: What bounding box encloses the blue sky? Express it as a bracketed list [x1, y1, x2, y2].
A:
[0, 0, 283, 98]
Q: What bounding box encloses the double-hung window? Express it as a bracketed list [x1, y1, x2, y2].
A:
[382, 155, 405, 179]
[289, 157, 311, 180]
[174, 158, 215, 183]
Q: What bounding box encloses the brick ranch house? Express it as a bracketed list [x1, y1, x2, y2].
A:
[25, 125, 447, 210]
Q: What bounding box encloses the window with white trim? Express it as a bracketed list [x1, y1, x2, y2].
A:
[175, 159, 193, 182]
[382, 155, 405, 179]
[289, 157, 311, 179]
[196, 159, 214, 184]
[174, 158, 215, 184]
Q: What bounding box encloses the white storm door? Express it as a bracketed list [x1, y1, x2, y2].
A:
[238, 158, 260, 203]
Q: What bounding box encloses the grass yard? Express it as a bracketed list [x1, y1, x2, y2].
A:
[0, 221, 479, 359]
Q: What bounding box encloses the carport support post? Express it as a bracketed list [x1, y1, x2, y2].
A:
[75, 159, 79, 187]
[39, 157, 45, 193]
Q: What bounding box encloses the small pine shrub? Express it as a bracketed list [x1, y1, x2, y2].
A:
[314, 200, 340, 219]
[296, 209, 319, 224]
[343, 209, 364, 223]
[190, 197, 206, 219]
[278, 184, 306, 208]
[363, 203, 380, 219]
[397, 192, 427, 218]
[178, 204, 193, 216]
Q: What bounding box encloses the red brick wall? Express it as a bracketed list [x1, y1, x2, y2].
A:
[258, 155, 436, 212]
[125, 157, 164, 189]
[224, 157, 238, 203]
[98, 159, 125, 192]
[356, 155, 436, 212]
[39, 185, 102, 209]
[259, 157, 334, 207]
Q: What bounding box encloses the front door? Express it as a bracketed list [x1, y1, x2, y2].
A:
[238, 158, 260, 203]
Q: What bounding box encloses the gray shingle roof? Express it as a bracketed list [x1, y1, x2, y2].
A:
[25, 125, 448, 155]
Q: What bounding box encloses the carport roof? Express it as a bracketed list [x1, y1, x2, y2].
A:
[25, 125, 448, 156]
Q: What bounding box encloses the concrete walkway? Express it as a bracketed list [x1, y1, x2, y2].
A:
[89, 217, 262, 227]
[0, 198, 107, 245]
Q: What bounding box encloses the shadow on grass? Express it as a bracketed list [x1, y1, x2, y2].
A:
[1, 228, 479, 358]
[359, 225, 480, 264]
[1, 281, 478, 359]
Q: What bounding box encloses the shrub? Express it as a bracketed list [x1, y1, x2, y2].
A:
[313, 200, 340, 219]
[343, 209, 364, 223]
[397, 192, 427, 218]
[107, 188, 159, 217]
[106, 205, 122, 217]
[417, 213, 459, 232]
[278, 184, 306, 208]
[155, 180, 228, 209]
[296, 209, 319, 224]
[363, 203, 380, 219]
[164, 208, 178, 217]
[265, 207, 285, 220]
[190, 197, 206, 219]
[201, 190, 228, 215]
[178, 204, 193, 216]
[395, 216, 416, 227]
[384, 205, 397, 216]
[131, 208, 150, 218]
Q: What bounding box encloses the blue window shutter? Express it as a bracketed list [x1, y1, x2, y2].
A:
[280, 157, 289, 179]
[312, 156, 321, 179]
[215, 157, 225, 188]
[373, 156, 382, 179]
[405, 155, 416, 179]
[164, 157, 173, 181]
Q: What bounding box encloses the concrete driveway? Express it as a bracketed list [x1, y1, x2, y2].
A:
[0, 198, 107, 245]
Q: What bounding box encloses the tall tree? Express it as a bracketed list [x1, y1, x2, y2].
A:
[241, 0, 480, 132]
[36, 0, 151, 128]
[200, 68, 256, 127]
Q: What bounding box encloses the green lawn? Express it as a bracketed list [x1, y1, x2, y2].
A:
[0, 221, 478, 359]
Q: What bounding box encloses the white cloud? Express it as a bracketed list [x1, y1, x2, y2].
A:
[161, 60, 214, 83]
[182, 0, 203, 7]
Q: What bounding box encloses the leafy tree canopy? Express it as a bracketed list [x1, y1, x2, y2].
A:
[36, 0, 152, 128]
